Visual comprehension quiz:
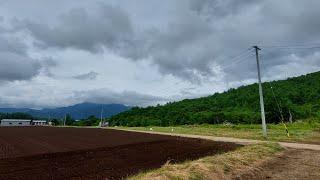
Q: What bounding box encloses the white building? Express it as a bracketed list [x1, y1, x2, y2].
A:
[0, 119, 31, 126]
[32, 120, 47, 126]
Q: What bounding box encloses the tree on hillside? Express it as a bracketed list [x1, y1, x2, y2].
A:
[109, 71, 320, 126]
[65, 114, 75, 126]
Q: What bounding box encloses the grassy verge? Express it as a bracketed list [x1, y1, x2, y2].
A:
[114, 118, 320, 143]
[129, 143, 283, 180]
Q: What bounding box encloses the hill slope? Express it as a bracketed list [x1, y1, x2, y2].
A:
[0, 103, 131, 119]
[110, 71, 320, 126]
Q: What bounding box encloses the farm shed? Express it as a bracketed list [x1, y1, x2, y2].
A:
[0, 119, 31, 126]
[32, 120, 47, 126]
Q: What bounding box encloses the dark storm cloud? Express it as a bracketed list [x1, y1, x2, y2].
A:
[0, 0, 320, 108]
[0, 35, 41, 81]
[73, 71, 99, 80]
[12, 0, 320, 83]
[0, 52, 41, 81]
[189, 0, 258, 18]
[13, 2, 216, 83]
[0, 17, 4, 32]
[74, 89, 168, 106]
[185, 0, 320, 81]
[20, 4, 133, 53]
[40, 57, 58, 77]
[0, 25, 57, 81]
[0, 34, 27, 55]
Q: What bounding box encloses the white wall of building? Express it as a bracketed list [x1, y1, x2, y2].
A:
[0, 119, 31, 126]
[33, 120, 47, 126]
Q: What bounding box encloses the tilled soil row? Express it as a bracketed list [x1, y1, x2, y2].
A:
[0, 127, 241, 179]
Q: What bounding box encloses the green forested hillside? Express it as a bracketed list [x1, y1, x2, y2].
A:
[110, 71, 320, 126]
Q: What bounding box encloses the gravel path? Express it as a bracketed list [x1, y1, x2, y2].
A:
[114, 128, 320, 150]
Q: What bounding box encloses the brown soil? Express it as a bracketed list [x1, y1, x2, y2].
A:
[0, 127, 241, 180]
[235, 149, 320, 180]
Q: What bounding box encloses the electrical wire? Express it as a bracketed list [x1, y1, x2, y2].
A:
[215, 48, 253, 68]
[220, 53, 254, 71]
[149, 48, 255, 96]
[267, 82, 290, 137]
[143, 43, 319, 110]
[260, 43, 320, 49]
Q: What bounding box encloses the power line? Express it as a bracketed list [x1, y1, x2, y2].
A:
[147, 48, 255, 96]
[267, 81, 290, 137]
[215, 48, 253, 68]
[219, 52, 254, 71]
[139, 43, 319, 103]
[260, 43, 320, 49]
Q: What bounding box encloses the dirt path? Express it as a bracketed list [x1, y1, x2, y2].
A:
[236, 149, 320, 180]
[114, 128, 320, 150]
[115, 128, 320, 180]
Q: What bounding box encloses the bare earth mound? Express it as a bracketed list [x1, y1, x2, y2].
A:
[0, 127, 241, 179]
[236, 149, 320, 180]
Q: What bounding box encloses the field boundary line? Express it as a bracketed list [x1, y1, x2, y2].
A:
[109, 128, 320, 151]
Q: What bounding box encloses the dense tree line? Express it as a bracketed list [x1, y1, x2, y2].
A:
[49, 115, 101, 126]
[72, 115, 101, 126]
[110, 71, 320, 126]
[0, 112, 36, 120]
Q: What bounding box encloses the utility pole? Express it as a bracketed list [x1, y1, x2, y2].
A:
[253, 46, 267, 137]
[100, 107, 104, 127]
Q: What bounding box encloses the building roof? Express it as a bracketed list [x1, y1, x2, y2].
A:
[1, 119, 32, 122]
[33, 120, 47, 123]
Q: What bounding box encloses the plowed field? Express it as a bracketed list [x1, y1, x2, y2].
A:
[0, 127, 241, 179]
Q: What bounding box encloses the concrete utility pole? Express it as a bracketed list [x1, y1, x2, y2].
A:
[100, 107, 104, 127]
[253, 46, 267, 137]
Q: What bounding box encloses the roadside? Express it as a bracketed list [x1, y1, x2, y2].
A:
[236, 149, 320, 180]
[110, 128, 320, 151]
[111, 119, 320, 144]
[113, 128, 320, 180]
[129, 143, 283, 180]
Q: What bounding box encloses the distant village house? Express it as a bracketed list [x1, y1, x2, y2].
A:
[0, 119, 48, 127]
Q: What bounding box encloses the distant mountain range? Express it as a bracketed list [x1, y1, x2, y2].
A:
[0, 103, 131, 119]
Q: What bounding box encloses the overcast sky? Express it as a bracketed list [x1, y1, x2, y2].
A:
[0, 0, 320, 109]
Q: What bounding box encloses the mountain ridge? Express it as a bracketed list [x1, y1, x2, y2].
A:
[110, 71, 320, 126]
[0, 103, 131, 119]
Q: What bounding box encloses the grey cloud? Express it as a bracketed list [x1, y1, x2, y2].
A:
[0, 0, 320, 109]
[12, 1, 320, 84]
[13, 2, 216, 83]
[117, 12, 217, 83]
[187, 0, 320, 82]
[0, 88, 168, 108]
[73, 71, 99, 80]
[0, 35, 27, 55]
[20, 4, 133, 53]
[262, 52, 320, 81]
[0, 52, 41, 81]
[74, 89, 168, 106]
[189, 0, 258, 18]
[41, 58, 57, 67]
[40, 57, 58, 77]
[0, 35, 41, 81]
